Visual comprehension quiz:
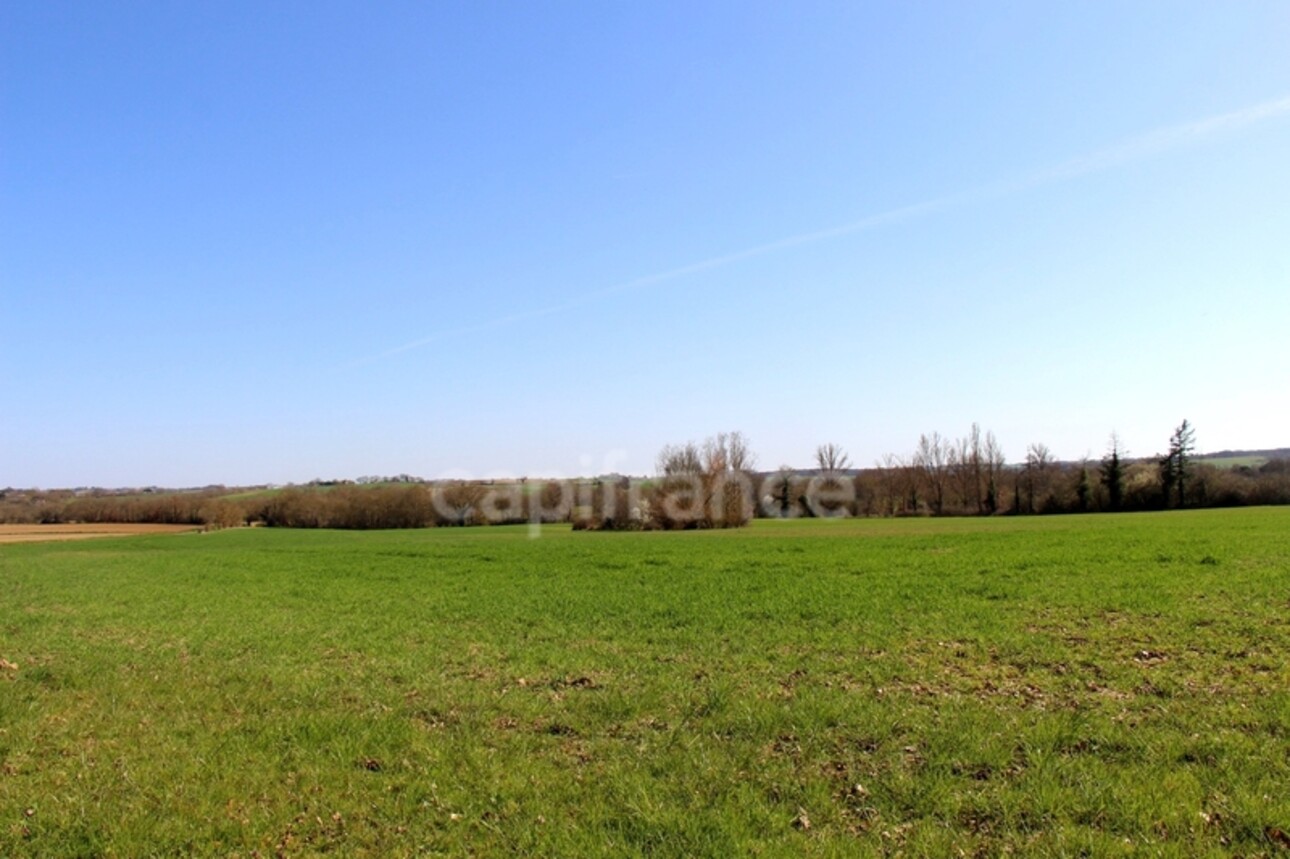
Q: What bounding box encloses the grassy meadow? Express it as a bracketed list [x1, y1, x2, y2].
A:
[1, 510, 1288, 856]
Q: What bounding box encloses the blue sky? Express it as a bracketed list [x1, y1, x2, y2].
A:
[3, 2, 1289, 487]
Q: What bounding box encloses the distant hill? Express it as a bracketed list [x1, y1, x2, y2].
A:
[1195, 448, 1290, 469]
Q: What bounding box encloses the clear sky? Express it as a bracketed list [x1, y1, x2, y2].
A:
[3, 2, 1289, 487]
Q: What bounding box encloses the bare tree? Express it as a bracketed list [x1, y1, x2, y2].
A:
[702, 433, 729, 475]
[982, 430, 1005, 514]
[914, 432, 951, 515]
[1023, 442, 1054, 514]
[657, 442, 703, 476]
[726, 431, 756, 474]
[704, 431, 756, 526]
[949, 423, 986, 514]
[876, 453, 903, 516]
[895, 453, 921, 514]
[702, 431, 757, 476]
[655, 432, 755, 529]
[968, 424, 985, 513]
[815, 443, 851, 474]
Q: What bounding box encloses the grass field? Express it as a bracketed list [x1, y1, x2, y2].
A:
[2, 511, 1288, 857]
[1197, 456, 1269, 470]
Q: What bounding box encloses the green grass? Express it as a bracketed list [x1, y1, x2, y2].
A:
[2, 510, 1288, 857]
[1197, 455, 1269, 470]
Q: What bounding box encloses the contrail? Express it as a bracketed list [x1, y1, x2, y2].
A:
[357, 196, 954, 364]
[355, 94, 1290, 365]
[997, 93, 1290, 193]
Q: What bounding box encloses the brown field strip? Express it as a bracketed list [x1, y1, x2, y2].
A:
[0, 523, 199, 544]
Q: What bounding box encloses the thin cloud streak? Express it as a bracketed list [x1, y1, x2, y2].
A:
[1005, 93, 1290, 191]
[357, 94, 1290, 365]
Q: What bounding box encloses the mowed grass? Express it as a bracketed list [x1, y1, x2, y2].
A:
[1, 511, 1288, 857]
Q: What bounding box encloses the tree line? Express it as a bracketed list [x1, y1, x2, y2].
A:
[3, 421, 1287, 530]
[798, 421, 1288, 518]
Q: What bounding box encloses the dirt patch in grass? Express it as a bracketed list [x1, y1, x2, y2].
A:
[0, 524, 199, 544]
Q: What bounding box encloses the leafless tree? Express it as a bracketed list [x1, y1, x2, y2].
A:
[943, 423, 1004, 515]
[914, 432, 952, 515]
[707, 431, 756, 525]
[949, 435, 973, 514]
[1023, 442, 1054, 514]
[701, 431, 757, 476]
[966, 424, 985, 513]
[815, 443, 851, 474]
[982, 430, 1005, 514]
[654, 432, 756, 529]
[702, 434, 729, 475]
[657, 442, 703, 476]
[876, 453, 903, 516]
[726, 431, 756, 474]
[885, 452, 922, 514]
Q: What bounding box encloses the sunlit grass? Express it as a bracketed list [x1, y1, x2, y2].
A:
[2, 509, 1288, 856]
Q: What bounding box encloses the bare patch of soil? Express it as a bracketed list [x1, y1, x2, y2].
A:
[0, 523, 199, 544]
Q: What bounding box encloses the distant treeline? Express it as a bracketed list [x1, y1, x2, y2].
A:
[0, 488, 240, 528]
[805, 422, 1290, 518]
[3, 423, 1288, 531]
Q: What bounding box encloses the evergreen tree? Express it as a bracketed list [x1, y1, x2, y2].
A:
[1100, 434, 1126, 511]
[1076, 466, 1091, 512]
[1161, 420, 1196, 508]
